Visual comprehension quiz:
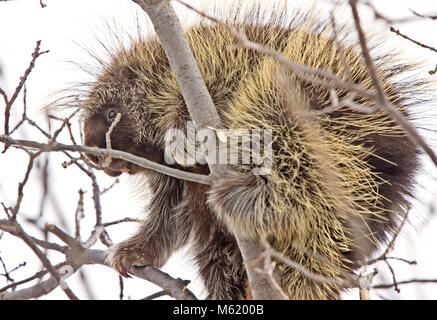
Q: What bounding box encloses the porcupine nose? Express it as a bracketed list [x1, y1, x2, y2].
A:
[83, 126, 106, 165]
[83, 121, 126, 177]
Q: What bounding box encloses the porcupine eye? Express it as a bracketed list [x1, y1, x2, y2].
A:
[107, 110, 117, 120]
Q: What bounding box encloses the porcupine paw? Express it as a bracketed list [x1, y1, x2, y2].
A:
[108, 241, 152, 278]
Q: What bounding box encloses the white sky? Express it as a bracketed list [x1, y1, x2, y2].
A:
[0, 0, 437, 300]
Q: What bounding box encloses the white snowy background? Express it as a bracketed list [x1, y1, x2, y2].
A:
[0, 0, 436, 300]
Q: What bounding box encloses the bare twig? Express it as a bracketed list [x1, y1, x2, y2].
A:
[3, 41, 49, 140]
[409, 9, 437, 21]
[390, 27, 437, 54]
[364, 210, 410, 266]
[74, 189, 85, 240]
[103, 217, 141, 228]
[0, 88, 8, 105]
[118, 276, 124, 300]
[349, 0, 437, 167]
[312, 90, 375, 115]
[104, 112, 122, 164]
[100, 179, 120, 195]
[384, 259, 400, 293]
[259, 237, 345, 287]
[373, 278, 437, 290]
[384, 257, 417, 265]
[45, 223, 79, 248]
[10, 154, 38, 219]
[0, 135, 213, 185]
[322, 0, 433, 24]
[0, 257, 25, 283]
[361, 1, 418, 24]
[0, 264, 60, 294]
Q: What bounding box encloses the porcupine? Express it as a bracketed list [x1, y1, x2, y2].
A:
[75, 3, 430, 299]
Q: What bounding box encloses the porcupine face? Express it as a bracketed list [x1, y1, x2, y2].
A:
[83, 64, 162, 177]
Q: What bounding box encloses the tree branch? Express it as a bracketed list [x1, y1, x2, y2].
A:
[0, 135, 212, 185]
[0, 227, 197, 300]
